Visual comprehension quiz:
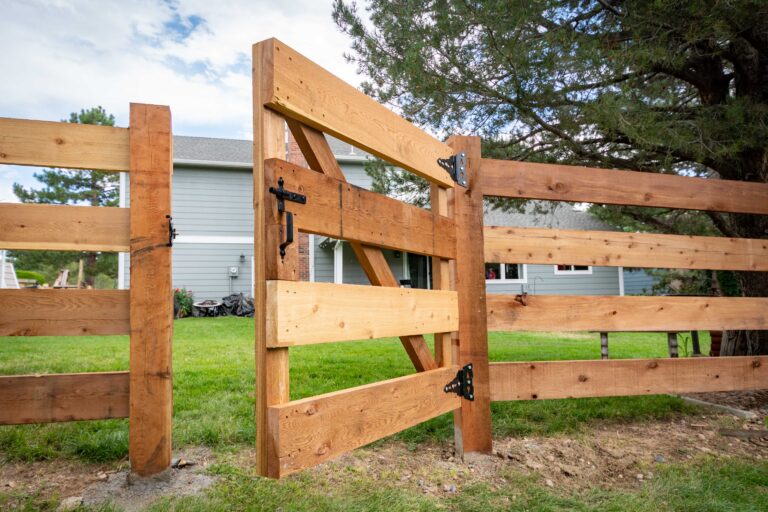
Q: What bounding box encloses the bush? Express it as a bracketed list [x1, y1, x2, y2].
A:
[174, 288, 195, 318]
[15, 270, 45, 285]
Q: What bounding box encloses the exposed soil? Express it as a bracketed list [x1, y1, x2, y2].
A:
[684, 390, 768, 416]
[310, 412, 768, 495]
[2, 413, 767, 509]
[0, 447, 215, 511]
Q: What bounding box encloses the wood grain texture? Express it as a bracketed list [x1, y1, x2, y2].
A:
[486, 294, 768, 332]
[259, 38, 455, 187]
[254, 39, 291, 478]
[0, 289, 129, 336]
[0, 203, 130, 252]
[0, 372, 129, 425]
[480, 159, 768, 215]
[490, 357, 768, 401]
[484, 226, 768, 272]
[268, 366, 461, 476]
[0, 117, 129, 171]
[265, 158, 456, 258]
[128, 103, 174, 477]
[267, 280, 458, 346]
[286, 119, 437, 373]
[449, 136, 493, 455]
[431, 183, 455, 368]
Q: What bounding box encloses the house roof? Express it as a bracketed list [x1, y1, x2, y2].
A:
[173, 135, 369, 166]
[484, 203, 616, 231]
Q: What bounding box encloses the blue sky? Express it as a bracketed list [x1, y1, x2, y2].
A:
[0, 0, 361, 202]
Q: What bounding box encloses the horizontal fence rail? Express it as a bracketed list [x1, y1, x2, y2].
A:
[0, 289, 130, 336]
[258, 39, 455, 187]
[0, 371, 130, 424]
[0, 203, 130, 252]
[266, 281, 458, 346]
[267, 366, 461, 477]
[486, 294, 768, 332]
[484, 226, 768, 272]
[480, 159, 768, 215]
[490, 357, 768, 401]
[266, 158, 456, 258]
[0, 117, 130, 172]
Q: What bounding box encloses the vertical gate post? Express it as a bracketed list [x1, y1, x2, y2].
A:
[254, 40, 293, 478]
[128, 103, 174, 477]
[448, 135, 493, 456]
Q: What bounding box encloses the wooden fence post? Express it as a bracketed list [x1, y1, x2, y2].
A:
[254, 40, 292, 478]
[448, 135, 493, 457]
[128, 103, 174, 477]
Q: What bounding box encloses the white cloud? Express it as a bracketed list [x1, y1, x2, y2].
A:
[0, 0, 361, 200]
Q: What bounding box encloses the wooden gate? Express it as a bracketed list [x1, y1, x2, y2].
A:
[0, 103, 174, 477]
[255, 38, 768, 479]
[252, 39, 492, 478]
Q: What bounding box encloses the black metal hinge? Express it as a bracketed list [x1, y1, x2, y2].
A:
[444, 363, 474, 401]
[166, 215, 177, 247]
[437, 152, 467, 187]
[268, 177, 307, 260]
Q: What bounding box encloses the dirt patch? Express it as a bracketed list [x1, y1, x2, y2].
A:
[0, 447, 216, 511]
[306, 413, 768, 495]
[684, 390, 768, 416]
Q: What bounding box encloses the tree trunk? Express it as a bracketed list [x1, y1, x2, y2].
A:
[720, 212, 768, 355]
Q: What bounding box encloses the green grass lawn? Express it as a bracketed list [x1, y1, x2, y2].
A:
[0, 318, 703, 462]
[4, 319, 767, 512]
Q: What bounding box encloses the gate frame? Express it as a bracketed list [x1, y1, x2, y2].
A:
[0, 103, 174, 477]
[253, 37, 768, 479]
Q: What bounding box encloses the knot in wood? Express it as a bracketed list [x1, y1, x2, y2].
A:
[578, 375, 588, 383]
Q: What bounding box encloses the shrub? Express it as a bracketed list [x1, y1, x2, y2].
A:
[174, 288, 195, 318]
[15, 270, 45, 285]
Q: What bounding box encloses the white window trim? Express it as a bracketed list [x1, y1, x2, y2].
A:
[553, 265, 593, 275]
[333, 241, 343, 284]
[618, 266, 625, 296]
[118, 172, 128, 290]
[485, 263, 528, 284]
[309, 234, 315, 282]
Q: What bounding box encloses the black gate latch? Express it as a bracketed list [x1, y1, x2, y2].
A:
[166, 215, 177, 247]
[437, 152, 467, 187]
[444, 363, 474, 401]
[268, 177, 307, 260]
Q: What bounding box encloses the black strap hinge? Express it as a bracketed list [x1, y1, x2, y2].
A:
[444, 363, 474, 401]
[437, 152, 467, 187]
[268, 177, 307, 260]
[166, 215, 177, 247]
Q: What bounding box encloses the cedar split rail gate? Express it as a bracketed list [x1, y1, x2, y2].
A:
[0, 104, 174, 477]
[0, 39, 766, 482]
[253, 38, 768, 478]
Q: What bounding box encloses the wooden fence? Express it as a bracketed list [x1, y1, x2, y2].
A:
[253, 38, 768, 479]
[0, 104, 174, 477]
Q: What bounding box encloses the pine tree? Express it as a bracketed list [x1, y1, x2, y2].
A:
[11, 106, 119, 286]
[334, 0, 768, 354]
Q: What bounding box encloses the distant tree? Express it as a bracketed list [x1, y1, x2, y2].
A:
[334, 0, 768, 355]
[12, 106, 119, 286]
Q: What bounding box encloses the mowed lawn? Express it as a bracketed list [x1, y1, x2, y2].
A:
[0, 318, 705, 462]
[4, 319, 768, 511]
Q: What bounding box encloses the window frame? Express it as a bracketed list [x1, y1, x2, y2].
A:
[553, 264, 593, 275]
[485, 263, 528, 284]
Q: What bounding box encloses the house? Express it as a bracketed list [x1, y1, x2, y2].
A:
[118, 135, 655, 299]
[0, 251, 20, 289]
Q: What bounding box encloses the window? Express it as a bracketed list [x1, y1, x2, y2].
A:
[554, 264, 593, 275]
[485, 263, 526, 283]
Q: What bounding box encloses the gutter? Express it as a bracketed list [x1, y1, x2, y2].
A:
[173, 154, 370, 170]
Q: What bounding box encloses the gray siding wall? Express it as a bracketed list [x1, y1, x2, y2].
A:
[121, 166, 255, 300]
[623, 269, 656, 295]
[485, 264, 621, 296]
